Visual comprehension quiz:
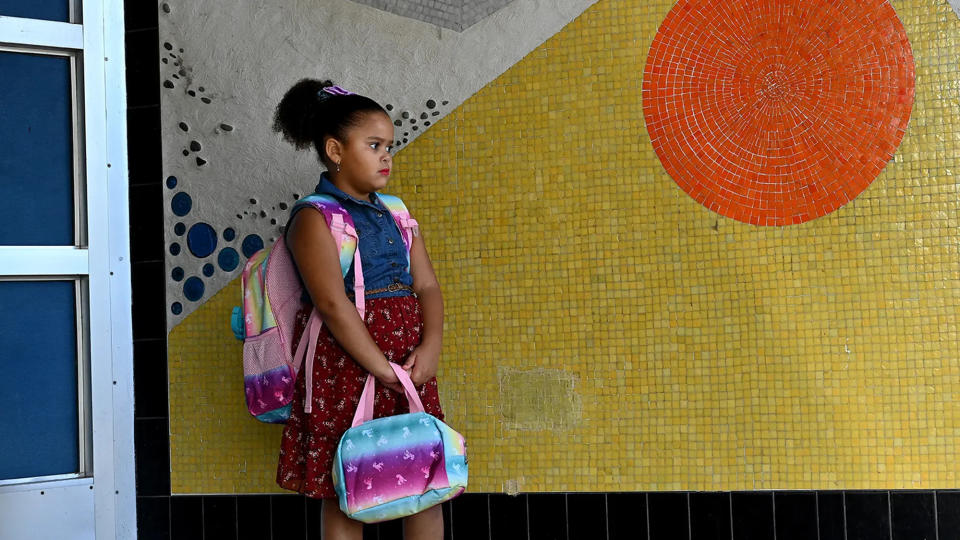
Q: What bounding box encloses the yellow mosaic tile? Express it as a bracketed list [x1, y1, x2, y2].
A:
[169, 279, 287, 494]
[170, 0, 960, 493]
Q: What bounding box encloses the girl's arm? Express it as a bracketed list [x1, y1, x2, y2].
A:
[287, 209, 403, 392]
[402, 230, 444, 386]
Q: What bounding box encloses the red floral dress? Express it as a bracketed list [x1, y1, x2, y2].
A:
[276, 295, 444, 499]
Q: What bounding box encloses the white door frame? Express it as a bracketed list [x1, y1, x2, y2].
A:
[0, 0, 135, 538]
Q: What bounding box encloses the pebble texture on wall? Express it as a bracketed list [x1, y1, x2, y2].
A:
[159, 0, 597, 327]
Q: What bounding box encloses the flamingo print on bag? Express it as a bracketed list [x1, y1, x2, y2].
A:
[377, 435, 388, 447]
[403, 450, 415, 461]
[362, 429, 374, 438]
[346, 463, 357, 473]
[372, 462, 384, 472]
[402, 426, 411, 438]
[396, 474, 407, 486]
[363, 477, 373, 490]
[420, 466, 430, 479]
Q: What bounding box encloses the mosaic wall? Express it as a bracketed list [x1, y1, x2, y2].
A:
[643, 0, 915, 225]
[169, 0, 960, 494]
[159, 0, 597, 326]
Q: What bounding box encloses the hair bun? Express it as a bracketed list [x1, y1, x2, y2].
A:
[315, 80, 337, 101]
[272, 78, 335, 150]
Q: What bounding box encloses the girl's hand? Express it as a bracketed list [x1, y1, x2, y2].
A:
[402, 342, 440, 387]
[374, 362, 407, 394]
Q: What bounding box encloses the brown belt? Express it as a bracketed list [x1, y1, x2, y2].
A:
[351, 283, 414, 297]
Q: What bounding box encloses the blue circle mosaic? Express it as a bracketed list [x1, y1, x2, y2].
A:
[218, 248, 240, 272]
[174, 222, 186, 236]
[203, 263, 215, 277]
[223, 227, 236, 241]
[169, 242, 181, 256]
[166, 176, 178, 189]
[187, 222, 218, 258]
[171, 267, 184, 281]
[183, 276, 205, 302]
[241, 234, 264, 258]
[171, 192, 192, 216]
[171, 302, 183, 315]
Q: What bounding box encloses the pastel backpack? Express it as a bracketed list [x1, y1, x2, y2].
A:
[333, 363, 468, 523]
[232, 192, 419, 423]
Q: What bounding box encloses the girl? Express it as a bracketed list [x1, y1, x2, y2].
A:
[272, 78, 445, 540]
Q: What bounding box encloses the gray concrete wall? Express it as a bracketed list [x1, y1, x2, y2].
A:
[160, 0, 597, 327]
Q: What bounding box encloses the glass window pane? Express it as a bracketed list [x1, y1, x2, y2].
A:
[0, 51, 74, 246]
[0, 280, 79, 480]
[0, 0, 69, 22]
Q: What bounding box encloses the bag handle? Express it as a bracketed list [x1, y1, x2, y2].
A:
[351, 363, 425, 428]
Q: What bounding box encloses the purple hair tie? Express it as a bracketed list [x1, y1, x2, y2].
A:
[321, 85, 354, 96]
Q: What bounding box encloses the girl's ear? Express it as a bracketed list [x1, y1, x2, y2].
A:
[325, 137, 344, 166]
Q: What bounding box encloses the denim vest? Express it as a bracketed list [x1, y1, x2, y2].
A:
[314, 175, 414, 299]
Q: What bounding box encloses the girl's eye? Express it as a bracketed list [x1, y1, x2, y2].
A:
[369, 142, 379, 150]
[386, 145, 395, 154]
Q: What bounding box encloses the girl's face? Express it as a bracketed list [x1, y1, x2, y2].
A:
[329, 111, 395, 199]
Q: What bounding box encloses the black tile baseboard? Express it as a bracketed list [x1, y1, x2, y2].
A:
[891, 491, 936, 540]
[607, 492, 645, 540]
[774, 492, 817, 540]
[144, 490, 960, 540]
[845, 491, 890, 540]
[528, 493, 567, 540]
[818, 491, 846, 540]
[648, 492, 689, 540]
[691, 492, 731, 540]
[937, 491, 960, 540]
[133, 418, 170, 496]
[489, 493, 528, 540]
[731, 492, 772, 540]
[567, 493, 606, 540]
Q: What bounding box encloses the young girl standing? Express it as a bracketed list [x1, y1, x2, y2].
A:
[272, 79, 445, 540]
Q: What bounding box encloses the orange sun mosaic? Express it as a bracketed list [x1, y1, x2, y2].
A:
[642, 0, 915, 226]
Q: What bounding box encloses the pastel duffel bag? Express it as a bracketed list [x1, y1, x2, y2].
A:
[332, 363, 467, 523]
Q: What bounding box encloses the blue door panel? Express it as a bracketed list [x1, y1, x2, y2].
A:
[0, 0, 69, 22]
[0, 51, 74, 246]
[0, 281, 79, 480]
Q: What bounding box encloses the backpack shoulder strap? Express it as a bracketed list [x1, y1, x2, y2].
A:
[377, 194, 419, 260]
[291, 194, 357, 278]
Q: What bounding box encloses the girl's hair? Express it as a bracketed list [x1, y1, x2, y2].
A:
[272, 78, 387, 164]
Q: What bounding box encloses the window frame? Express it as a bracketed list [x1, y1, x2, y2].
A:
[0, 1, 134, 538]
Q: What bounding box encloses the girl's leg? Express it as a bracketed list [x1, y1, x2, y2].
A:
[402, 504, 444, 540]
[321, 499, 363, 540]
